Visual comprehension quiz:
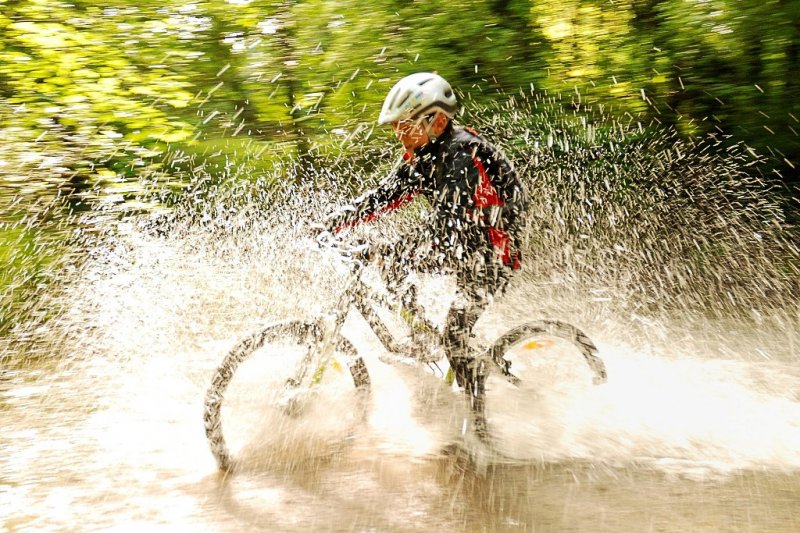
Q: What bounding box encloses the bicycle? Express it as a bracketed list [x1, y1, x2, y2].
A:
[203, 240, 608, 472]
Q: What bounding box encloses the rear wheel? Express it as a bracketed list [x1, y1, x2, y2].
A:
[203, 320, 370, 471]
[489, 320, 606, 385]
[471, 320, 607, 446]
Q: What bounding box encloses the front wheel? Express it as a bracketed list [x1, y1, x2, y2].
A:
[203, 320, 370, 471]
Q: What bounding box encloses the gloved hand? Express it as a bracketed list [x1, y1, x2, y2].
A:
[306, 221, 371, 263]
[322, 204, 357, 234]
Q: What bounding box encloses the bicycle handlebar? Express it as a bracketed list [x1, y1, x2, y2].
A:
[312, 226, 371, 265]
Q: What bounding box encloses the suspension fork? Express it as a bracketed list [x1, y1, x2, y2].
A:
[283, 268, 362, 390]
[352, 283, 407, 354]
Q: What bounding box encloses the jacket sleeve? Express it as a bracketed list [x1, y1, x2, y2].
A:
[326, 158, 420, 233]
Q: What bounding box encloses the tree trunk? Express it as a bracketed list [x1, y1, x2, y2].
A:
[207, 16, 264, 134]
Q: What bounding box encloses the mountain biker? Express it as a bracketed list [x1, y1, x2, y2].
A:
[324, 72, 526, 387]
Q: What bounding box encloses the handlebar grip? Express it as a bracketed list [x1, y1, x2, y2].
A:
[315, 229, 335, 248]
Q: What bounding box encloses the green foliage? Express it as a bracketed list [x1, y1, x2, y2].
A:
[4, 0, 797, 169]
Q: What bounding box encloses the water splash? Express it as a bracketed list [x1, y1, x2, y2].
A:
[4, 90, 800, 491]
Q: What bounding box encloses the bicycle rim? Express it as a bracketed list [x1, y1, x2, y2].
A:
[471, 320, 607, 450]
[203, 320, 370, 472]
[489, 320, 607, 385]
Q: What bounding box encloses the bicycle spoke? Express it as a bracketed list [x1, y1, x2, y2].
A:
[203, 320, 371, 471]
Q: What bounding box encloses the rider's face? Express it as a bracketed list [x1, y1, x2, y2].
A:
[392, 118, 429, 153]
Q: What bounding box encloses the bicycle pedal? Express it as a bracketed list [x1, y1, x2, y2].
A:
[405, 333, 445, 361]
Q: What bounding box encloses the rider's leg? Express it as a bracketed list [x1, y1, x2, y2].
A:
[444, 255, 511, 388]
[438, 257, 510, 444]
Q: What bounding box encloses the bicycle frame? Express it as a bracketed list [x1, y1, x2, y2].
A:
[335, 266, 607, 394]
[302, 256, 452, 387]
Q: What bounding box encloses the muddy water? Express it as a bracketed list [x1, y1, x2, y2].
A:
[2, 228, 800, 532]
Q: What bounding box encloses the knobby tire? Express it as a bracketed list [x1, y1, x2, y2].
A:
[203, 320, 370, 471]
[470, 319, 607, 446]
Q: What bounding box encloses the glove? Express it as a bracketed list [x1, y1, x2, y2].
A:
[323, 204, 357, 234]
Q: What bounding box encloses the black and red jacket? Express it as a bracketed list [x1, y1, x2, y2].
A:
[328, 123, 525, 270]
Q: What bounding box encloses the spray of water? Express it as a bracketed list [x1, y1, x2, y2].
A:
[4, 89, 800, 486]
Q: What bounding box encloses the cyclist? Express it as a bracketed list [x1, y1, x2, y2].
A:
[324, 72, 526, 387]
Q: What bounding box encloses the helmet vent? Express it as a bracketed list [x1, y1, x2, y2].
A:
[388, 89, 404, 110]
[395, 91, 411, 109]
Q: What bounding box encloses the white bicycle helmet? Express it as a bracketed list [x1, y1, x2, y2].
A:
[378, 72, 457, 125]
